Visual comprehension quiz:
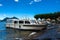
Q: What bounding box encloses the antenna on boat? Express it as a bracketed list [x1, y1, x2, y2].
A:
[21, 14, 30, 20]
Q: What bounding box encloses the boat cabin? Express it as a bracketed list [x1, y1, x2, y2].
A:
[6, 19, 47, 30]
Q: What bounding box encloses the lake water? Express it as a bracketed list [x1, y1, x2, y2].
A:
[0, 22, 60, 40]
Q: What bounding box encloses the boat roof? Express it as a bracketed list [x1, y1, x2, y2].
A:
[7, 19, 37, 21]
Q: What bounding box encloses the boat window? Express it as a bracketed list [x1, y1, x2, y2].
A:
[31, 20, 36, 23]
[25, 21, 30, 24]
[19, 21, 24, 24]
[14, 21, 18, 24]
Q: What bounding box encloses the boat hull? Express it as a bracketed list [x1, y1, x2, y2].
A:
[6, 24, 47, 31]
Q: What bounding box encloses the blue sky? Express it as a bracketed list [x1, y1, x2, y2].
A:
[0, 0, 60, 19]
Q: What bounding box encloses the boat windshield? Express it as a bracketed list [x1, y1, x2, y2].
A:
[19, 21, 24, 24]
[25, 21, 30, 24]
[31, 20, 36, 23]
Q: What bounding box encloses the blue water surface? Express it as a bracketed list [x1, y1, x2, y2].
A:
[0, 22, 6, 30]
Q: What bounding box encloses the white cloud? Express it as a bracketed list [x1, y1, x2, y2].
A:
[14, 0, 19, 2]
[29, 1, 33, 5]
[29, 0, 42, 5]
[34, 0, 42, 2]
[0, 4, 3, 6]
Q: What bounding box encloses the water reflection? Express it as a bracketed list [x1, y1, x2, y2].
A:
[0, 22, 60, 40]
[0, 28, 58, 40]
[0, 29, 44, 40]
[5, 29, 39, 40]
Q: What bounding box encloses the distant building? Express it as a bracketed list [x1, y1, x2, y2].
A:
[57, 17, 60, 21]
[46, 18, 51, 21]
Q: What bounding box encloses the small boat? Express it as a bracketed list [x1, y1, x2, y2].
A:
[6, 19, 47, 31]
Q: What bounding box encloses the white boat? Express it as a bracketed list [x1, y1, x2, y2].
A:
[6, 19, 47, 31]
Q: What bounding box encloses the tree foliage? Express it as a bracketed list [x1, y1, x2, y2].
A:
[34, 12, 60, 20]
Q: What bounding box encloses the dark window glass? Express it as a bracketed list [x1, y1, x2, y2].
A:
[25, 21, 30, 24]
[19, 21, 23, 24]
[14, 21, 18, 24]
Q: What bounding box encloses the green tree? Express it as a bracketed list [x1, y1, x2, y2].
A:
[34, 12, 60, 20]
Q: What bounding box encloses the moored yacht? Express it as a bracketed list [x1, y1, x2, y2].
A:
[6, 19, 47, 30]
